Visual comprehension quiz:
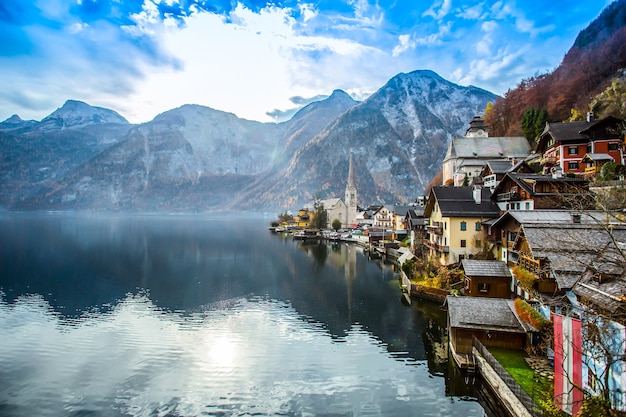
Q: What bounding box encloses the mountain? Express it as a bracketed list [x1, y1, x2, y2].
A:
[229, 70, 496, 210]
[0, 100, 132, 208]
[485, 0, 626, 136]
[7, 71, 495, 212]
[10, 93, 358, 211]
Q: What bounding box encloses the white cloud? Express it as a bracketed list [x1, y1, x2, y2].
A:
[422, 0, 452, 20]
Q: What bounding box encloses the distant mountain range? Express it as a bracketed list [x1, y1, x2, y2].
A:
[0, 70, 496, 212]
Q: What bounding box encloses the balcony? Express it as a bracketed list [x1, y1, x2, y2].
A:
[496, 191, 521, 202]
[426, 224, 443, 235]
[424, 240, 449, 253]
[541, 156, 557, 166]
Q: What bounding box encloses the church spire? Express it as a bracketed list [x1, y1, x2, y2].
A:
[347, 150, 355, 188]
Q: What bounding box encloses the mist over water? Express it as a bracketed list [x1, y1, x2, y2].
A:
[0, 212, 492, 417]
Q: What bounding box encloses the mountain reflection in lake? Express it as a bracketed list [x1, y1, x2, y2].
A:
[0, 213, 495, 417]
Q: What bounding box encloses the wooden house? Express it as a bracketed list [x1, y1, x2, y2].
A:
[462, 259, 512, 298]
[537, 115, 624, 176]
[447, 296, 529, 368]
[490, 172, 593, 212]
[480, 159, 535, 191]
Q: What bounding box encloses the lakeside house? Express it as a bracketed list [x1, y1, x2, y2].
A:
[461, 259, 513, 299]
[423, 185, 500, 265]
[447, 296, 532, 369]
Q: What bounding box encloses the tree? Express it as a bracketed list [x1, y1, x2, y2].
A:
[309, 198, 328, 230]
[331, 218, 342, 231]
[521, 107, 549, 144]
[590, 73, 626, 119]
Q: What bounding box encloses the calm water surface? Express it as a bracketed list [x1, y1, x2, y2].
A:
[0, 212, 499, 417]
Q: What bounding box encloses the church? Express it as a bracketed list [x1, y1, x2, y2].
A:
[318, 152, 359, 228]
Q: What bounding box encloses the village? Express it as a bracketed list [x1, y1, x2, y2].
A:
[272, 113, 626, 417]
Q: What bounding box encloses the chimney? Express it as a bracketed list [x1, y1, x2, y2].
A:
[587, 112, 594, 123]
[552, 165, 563, 179]
[473, 185, 482, 204]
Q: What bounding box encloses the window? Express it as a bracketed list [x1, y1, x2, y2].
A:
[608, 143, 620, 151]
[478, 283, 491, 293]
[460, 221, 466, 231]
[525, 202, 531, 210]
[475, 222, 480, 231]
[568, 162, 579, 170]
[475, 239, 482, 247]
[568, 146, 578, 155]
[460, 240, 466, 248]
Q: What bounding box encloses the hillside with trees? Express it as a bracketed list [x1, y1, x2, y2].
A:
[485, 0, 626, 141]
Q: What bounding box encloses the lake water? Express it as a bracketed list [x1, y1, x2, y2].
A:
[0, 212, 503, 417]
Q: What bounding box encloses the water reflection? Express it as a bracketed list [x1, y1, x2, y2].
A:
[0, 213, 492, 417]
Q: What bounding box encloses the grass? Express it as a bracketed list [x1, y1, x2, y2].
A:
[489, 347, 555, 413]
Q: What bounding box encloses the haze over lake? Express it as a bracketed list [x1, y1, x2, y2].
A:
[0, 212, 499, 416]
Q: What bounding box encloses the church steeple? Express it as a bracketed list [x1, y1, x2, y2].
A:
[347, 151, 355, 188]
[345, 151, 357, 227]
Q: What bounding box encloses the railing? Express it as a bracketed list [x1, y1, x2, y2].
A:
[496, 191, 521, 202]
[541, 156, 556, 166]
[473, 338, 545, 417]
[424, 240, 449, 253]
[426, 224, 443, 235]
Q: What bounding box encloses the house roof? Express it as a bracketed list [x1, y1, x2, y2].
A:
[319, 198, 345, 209]
[489, 209, 614, 229]
[425, 186, 500, 218]
[574, 269, 626, 316]
[490, 172, 589, 198]
[462, 259, 512, 278]
[444, 136, 531, 161]
[513, 224, 626, 290]
[484, 159, 516, 175]
[581, 153, 615, 162]
[537, 116, 624, 151]
[446, 296, 527, 333]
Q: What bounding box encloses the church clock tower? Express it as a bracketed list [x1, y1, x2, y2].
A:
[345, 152, 358, 227]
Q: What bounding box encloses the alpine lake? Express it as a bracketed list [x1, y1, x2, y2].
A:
[0, 212, 509, 417]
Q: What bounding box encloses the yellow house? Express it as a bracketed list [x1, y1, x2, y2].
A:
[293, 208, 312, 228]
[424, 186, 501, 265]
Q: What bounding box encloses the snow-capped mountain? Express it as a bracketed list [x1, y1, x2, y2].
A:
[37, 100, 128, 130]
[2, 70, 497, 212]
[231, 70, 497, 210]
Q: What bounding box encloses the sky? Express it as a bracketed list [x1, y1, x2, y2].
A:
[0, 0, 616, 124]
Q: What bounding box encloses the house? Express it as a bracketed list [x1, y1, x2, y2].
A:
[462, 259, 513, 299]
[424, 186, 500, 265]
[442, 116, 532, 186]
[293, 208, 311, 228]
[480, 159, 535, 192]
[537, 114, 624, 176]
[372, 205, 393, 230]
[447, 296, 530, 368]
[506, 216, 626, 303]
[392, 205, 417, 241]
[490, 171, 593, 212]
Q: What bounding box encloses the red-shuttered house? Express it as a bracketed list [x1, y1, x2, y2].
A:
[537, 114, 624, 176]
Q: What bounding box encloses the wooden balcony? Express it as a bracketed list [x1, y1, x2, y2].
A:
[496, 191, 521, 202]
[425, 240, 449, 253]
[426, 224, 443, 235]
[541, 156, 557, 166]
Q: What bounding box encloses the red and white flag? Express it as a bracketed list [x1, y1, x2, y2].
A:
[553, 314, 584, 416]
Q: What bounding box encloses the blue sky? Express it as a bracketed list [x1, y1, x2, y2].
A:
[0, 0, 615, 124]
